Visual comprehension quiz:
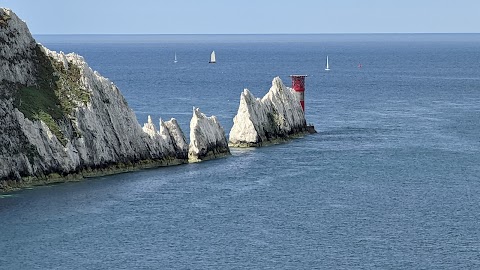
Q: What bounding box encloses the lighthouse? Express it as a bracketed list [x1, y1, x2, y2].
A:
[289, 75, 316, 133]
[289, 75, 307, 111]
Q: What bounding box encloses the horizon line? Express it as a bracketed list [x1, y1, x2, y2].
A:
[32, 32, 480, 36]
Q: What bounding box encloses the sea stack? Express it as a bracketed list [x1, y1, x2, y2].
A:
[0, 8, 189, 191]
[142, 116, 188, 161]
[188, 107, 230, 162]
[229, 77, 308, 147]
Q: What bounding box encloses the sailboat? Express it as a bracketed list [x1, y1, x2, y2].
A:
[325, 55, 330, 71]
[174, 52, 177, 63]
[209, 50, 216, 64]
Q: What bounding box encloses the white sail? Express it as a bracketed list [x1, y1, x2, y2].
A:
[174, 53, 177, 63]
[325, 55, 330, 71]
[209, 50, 216, 63]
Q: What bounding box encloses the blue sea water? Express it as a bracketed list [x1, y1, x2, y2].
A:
[1, 34, 480, 269]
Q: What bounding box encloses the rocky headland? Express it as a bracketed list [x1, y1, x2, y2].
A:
[0, 8, 193, 191]
[0, 7, 314, 192]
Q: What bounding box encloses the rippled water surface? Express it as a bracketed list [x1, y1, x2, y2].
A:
[1, 34, 480, 269]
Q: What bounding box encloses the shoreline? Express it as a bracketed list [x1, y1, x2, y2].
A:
[1, 129, 317, 194]
[0, 158, 187, 193]
[229, 128, 316, 148]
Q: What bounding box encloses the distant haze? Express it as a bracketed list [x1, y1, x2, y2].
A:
[3, 0, 480, 34]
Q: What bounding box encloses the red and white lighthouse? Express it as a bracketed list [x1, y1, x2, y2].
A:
[289, 75, 307, 111]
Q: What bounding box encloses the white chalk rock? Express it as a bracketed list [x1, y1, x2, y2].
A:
[142, 115, 188, 160]
[229, 76, 307, 147]
[0, 8, 189, 184]
[0, 8, 37, 86]
[189, 107, 230, 162]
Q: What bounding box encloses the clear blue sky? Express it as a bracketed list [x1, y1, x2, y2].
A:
[3, 0, 479, 34]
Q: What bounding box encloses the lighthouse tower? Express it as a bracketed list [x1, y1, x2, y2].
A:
[289, 75, 307, 111]
[290, 75, 316, 133]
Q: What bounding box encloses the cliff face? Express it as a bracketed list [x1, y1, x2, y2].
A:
[0, 8, 188, 189]
[229, 77, 307, 147]
[188, 107, 230, 162]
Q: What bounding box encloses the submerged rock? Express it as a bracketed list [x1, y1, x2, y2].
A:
[0, 8, 188, 190]
[229, 77, 308, 147]
[188, 107, 230, 162]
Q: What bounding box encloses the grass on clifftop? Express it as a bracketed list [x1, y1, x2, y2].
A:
[14, 45, 91, 146]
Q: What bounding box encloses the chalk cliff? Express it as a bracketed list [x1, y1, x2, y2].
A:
[0, 8, 188, 190]
[229, 77, 308, 147]
[188, 107, 230, 162]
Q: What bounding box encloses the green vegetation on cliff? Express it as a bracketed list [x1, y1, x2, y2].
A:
[14, 45, 90, 146]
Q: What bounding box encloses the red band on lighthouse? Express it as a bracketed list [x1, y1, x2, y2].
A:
[289, 75, 307, 111]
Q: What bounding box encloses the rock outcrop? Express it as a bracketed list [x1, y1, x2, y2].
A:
[0, 8, 188, 190]
[229, 77, 308, 147]
[142, 115, 188, 160]
[188, 107, 230, 162]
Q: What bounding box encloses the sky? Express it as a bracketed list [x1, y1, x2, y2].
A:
[2, 0, 480, 34]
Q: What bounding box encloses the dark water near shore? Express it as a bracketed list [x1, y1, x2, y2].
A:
[1, 34, 480, 269]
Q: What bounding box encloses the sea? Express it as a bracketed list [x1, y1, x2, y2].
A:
[1, 34, 480, 269]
